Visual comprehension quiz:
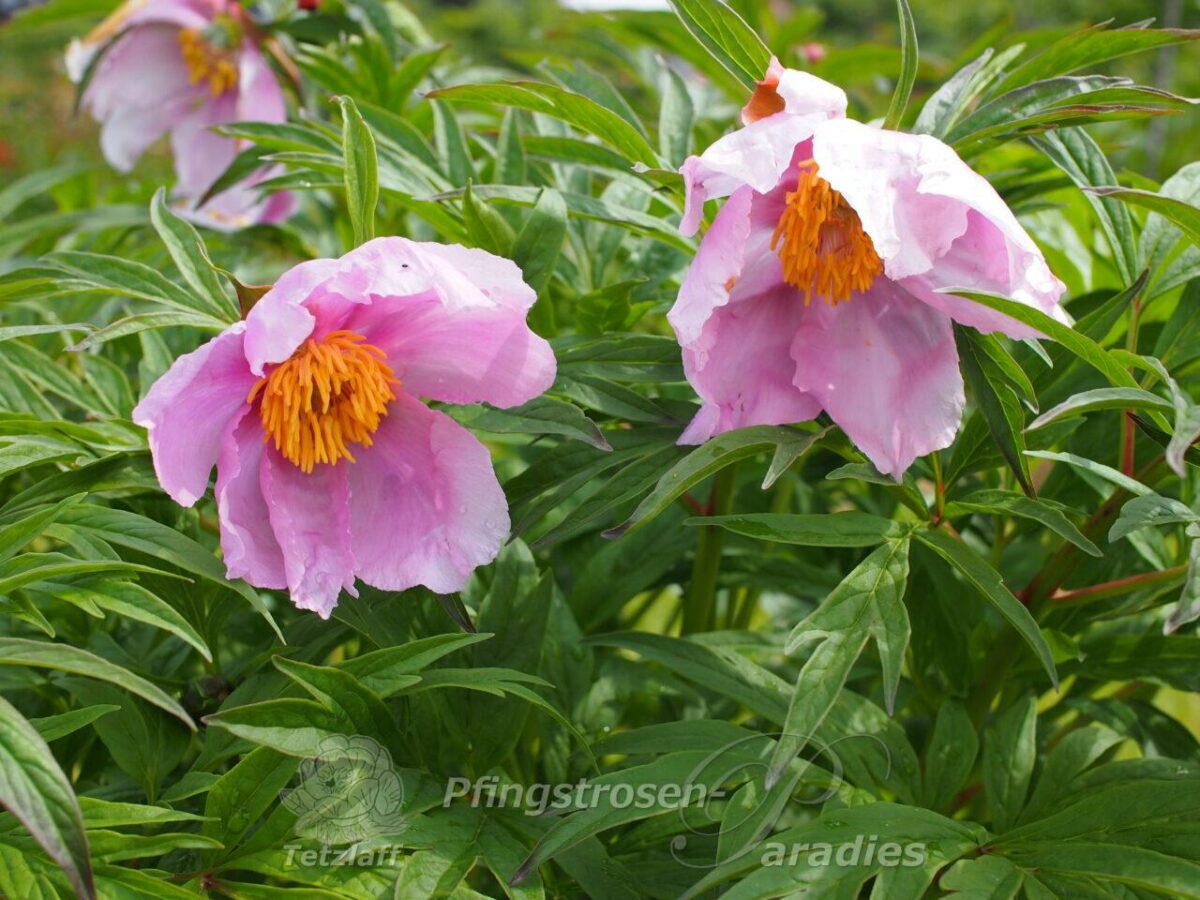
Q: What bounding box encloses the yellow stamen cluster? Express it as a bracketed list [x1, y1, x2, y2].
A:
[771, 160, 883, 306]
[178, 28, 239, 97]
[248, 331, 398, 473]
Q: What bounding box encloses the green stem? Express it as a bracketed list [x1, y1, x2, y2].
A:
[683, 465, 738, 635]
[930, 451, 946, 522]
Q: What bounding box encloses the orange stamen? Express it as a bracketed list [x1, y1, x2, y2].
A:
[178, 28, 239, 97]
[771, 160, 883, 306]
[247, 330, 397, 473]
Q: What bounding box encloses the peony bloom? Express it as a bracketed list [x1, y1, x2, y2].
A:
[670, 60, 1067, 478]
[132, 238, 557, 617]
[66, 0, 294, 230]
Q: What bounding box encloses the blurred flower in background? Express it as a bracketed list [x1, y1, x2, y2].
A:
[65, 0, 294, 230]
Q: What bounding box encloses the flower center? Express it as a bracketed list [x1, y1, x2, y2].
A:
[771, 160, 883, 306]
[247, 330, 397, 473]
[178, 27, 240, 97]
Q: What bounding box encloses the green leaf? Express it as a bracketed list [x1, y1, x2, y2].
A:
[983, 694, 1038, 833]
[202, 746, 298, 857]
[993, 21, 1200, 94]
[944, 490, 1101, 557]
[512, 187, 568, 334]
[1031, 129, 1137, 283]
[1141, 162, 1200, 298]
[57, 505, 282, 641]
[883, 0, 918, 130]
[1090, 185, 1200, 249]
[658, 65, 694, 167]
[1028, 387, 1174, 430]
[40, 251, 225, 324]
[584, 631, 788, 722]
[0, 494, 85, 566]
[691, 511, 909, 547]
[0, 638, 193, 729]
[610, 426, 823, 536]
[943, 288, 1141, 391]
[922, 701, 979, 813]
[0, 696, 93, 900]
[462, 182, 516, 256]
[770, 538, 911, 781]
[913, 47, 1021, 139]
[205, 698, 352, 757]
[956, 326, 1033, 495]
[428, 82, 660, 167]
[1018, 724, 1122, 823]
[668, 0, 772, 90]
[1109, 493, 1198, 543]
[149, 189, 238, 323]
[914, 529, 1057, 686]
[449, 397, 610, 451]
[1025, 450, 1153, 497]
[337, 96, 379, 247]
[31, 580, 212, 662]
[28, 705, 119, 743]
[63, 681, 190, 801]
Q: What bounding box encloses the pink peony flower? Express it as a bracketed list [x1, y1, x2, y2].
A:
[670, 59, 1067, 478]
[66, 0, 294, 230]
[132, 238, 557, 617]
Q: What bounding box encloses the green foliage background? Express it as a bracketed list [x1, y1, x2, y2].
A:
[1, 1, 1200, 898]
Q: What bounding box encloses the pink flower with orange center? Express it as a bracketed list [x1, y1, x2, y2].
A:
[670, 59, 1068, 477]
[133, 238, 557, 617]
[67, 0, 294, 230]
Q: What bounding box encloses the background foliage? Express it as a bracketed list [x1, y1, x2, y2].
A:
[2, 0, 1200, 898]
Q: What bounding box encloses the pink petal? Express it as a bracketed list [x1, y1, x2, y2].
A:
[406, 242, 538, 312]
[811, 118, 972, 280]
[668, 186, 755, 347]
[215, 407, 286, 590]
[679, 117, 823, 237]
[170, 91, 239, 201]
[180, 166, 295, 232]
[300, 237, 554, 407]
[234, 41, 287, 125]
[79, 25, 197, 171]
[899, 209, 1070, 340]
[773, 68, 847, 119]
[741, 59, 846, 124]
[261, 449, 357, 618]
[811, 118, 1066, 331]
[328, 237, 522, 312]
[792, 280, 965, 478]
[343, 297, 556, 408]
[346, 394, 509, 595]
[679, 281, 821, 444]
[242, 259, 341, 375]
[131, 324, 256, 507]
[120, 0, 217, 31]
